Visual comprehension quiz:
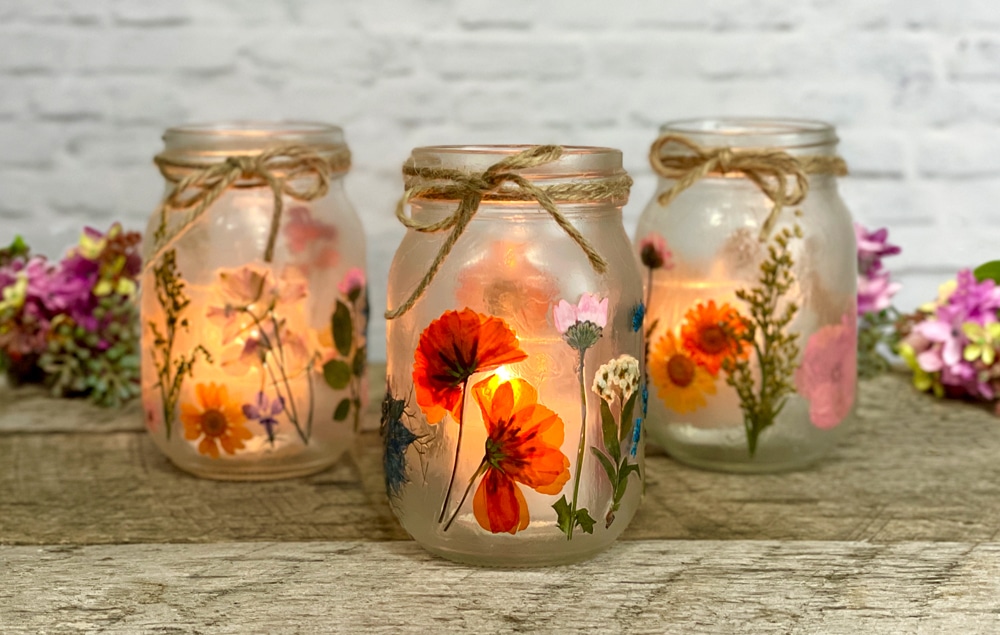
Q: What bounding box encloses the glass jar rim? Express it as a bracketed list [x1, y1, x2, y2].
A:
[408, 145, 625, 179]
[161, 120, 347, 161]
[659, 118, 837, 151]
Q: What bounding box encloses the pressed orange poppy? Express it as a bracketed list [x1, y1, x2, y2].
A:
[413, 308, 528, 425]
[469, 375, 570, 534]
[680, 300, 749, 376]
[649, 332, 717, 414]
[180, 382, 253, 458]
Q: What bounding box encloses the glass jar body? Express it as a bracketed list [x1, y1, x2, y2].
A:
[386, 199, 645, 566]
[636, 121, 857, 473]
[140, 123, 367, 480]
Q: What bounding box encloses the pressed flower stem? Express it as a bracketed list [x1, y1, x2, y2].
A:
[443, 459, 488, 532]
[568, 348, 588, 540]
[247, 311, 309, 445]
[437, 378, 471, 524]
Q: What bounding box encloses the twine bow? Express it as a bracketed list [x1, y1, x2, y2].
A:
[649, 135, 847, 240]
[147, 144, 350, 269]
[385, 145, 633, 320]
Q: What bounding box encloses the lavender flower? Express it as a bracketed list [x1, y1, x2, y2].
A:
[242, 391, 285, 443]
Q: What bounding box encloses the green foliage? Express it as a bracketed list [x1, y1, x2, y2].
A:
[723, 225, 801, 457]
[974, 260, 1000, 285]
[858, 308, 898, 379]
[39, 296, 141, 408]
[148, 250, 210, 438]
[553, 495, 595, 536]
[321, 287, 367, 430]
[591, 389, 641, 528]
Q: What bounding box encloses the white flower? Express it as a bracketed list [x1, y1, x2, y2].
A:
[591, 354, 640, 403]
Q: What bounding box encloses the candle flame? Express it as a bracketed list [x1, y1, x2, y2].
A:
[494, 365, 514, 382]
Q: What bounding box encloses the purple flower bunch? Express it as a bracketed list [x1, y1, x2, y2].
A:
[0, 224, 143, 406]
[900, 269, 1000, 405]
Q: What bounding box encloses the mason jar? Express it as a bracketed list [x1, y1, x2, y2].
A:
[140, 121, 367, 480]
[636, 118, 856, 473]
[384, 145, 644, 566]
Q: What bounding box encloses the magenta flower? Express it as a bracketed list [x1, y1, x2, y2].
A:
[858, 271, 901, 314]
[854, 223, 900, 277]
[937, 269, 1000, 326]
[638, 233, 673, 271]
[338, 267, 366, 299]
[284, 206, 337, 254]
[794, 311, 857, 429]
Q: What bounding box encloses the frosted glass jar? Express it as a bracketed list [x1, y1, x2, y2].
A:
[140, 122, 367, 480]
[384, 145, 644, 566]
[636, 119, 856, 473]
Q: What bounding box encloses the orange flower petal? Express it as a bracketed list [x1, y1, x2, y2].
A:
[414, 309, 527, 425]
[473, 469, 529, 535]
[680, 300, 748, 376]
[198, 437, 219, 458]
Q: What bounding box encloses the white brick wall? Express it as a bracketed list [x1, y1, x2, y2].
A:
[0, 0, 996, 359]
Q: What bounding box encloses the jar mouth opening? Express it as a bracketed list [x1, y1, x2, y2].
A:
[162, 120, 348, 162]
[408, 144, 625, 178]
[659, 117, 837, 150]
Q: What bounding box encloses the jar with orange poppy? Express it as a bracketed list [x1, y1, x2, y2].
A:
[140, 122, 368, 480]
[636, 119, 857, 472]
[384, 145, 645, 566]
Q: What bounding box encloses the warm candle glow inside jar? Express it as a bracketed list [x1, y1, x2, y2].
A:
[140, 121, 368, 480]
[637, 118, 857, 473]
[384, 145, 645, 567]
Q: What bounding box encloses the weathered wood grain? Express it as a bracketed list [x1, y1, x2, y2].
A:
[4, 373, 1000, 545]
[3, 540, 1000, 634]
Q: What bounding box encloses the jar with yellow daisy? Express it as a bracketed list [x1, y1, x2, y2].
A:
[140, 122, 368, 480]
[383, 145, 644, 566]
[637, 119, 857, 472]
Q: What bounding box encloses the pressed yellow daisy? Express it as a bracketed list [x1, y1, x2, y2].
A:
[649, 332, 716, 414]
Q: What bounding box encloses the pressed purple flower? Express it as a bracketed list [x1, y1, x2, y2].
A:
[242, 391, 285, 442]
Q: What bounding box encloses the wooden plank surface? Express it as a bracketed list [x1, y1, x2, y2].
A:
[5, 372, 1000, 545]
[3, 540, 1000, 634]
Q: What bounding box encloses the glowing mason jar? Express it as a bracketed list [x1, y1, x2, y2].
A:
[636, 119, 857, 473]
[140, 122, 367, 480]
[384, 145, 644, 566]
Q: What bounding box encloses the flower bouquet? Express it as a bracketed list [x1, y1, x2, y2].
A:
[0, 224, 142, 406]
[898, 264, 1000, 413]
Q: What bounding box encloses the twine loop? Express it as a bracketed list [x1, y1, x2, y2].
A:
[385, 145, 632, 320]
[147, 144, 350, 268]
[649, 134, 847, 240]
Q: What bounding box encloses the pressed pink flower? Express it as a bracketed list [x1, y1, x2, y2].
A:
[338, 267, 366, 296]
[553, 293, 609, 334]
[284, 206, 337, 254]
[638, 233, 673, 270]
[794, 312, 857, 429]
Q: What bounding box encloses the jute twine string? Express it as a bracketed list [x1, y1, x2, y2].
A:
[146, 144, 350, 269]
[385, 144, 633, 320]
[649, 135, 848, 240]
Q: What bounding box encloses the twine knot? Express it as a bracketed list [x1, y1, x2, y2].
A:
[649, 134, 847, 240]
[147, 144, 350, 269]
[385, 145, 632, 320]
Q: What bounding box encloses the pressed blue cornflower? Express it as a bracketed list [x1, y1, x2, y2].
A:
[381, 388, 419, 499]
[631, 302, 646, 333]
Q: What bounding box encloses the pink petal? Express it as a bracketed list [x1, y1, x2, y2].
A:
[553, 300, 577, 334]
[576, 293, 609, 328]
